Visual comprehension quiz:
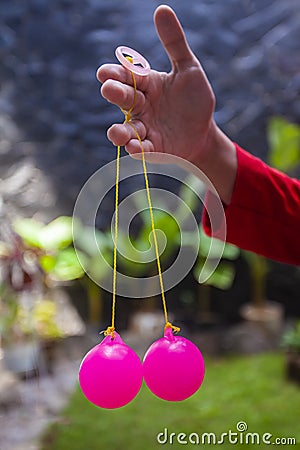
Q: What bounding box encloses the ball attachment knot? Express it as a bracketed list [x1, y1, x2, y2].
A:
[103, 326, 116, 339]
[164, 321, 181, 334]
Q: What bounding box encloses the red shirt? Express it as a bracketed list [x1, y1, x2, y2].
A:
[202, 143, 300, 266]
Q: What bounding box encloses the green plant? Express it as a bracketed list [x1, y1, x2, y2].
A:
[0, 296, 63, 345]
[12, 216, 86, 282]
[193, 227, 239, 290]
[242, 251, 268, 308]
[242, 117, 300, 310]
[32, 299, 63, 340]
[115, 176, 240, 323]
[0, 285, 21, 344]
[190, 228, 239, 324]
[177, 174, 240, 290]
[281, 321, 300, 352]
[267, 117, 300, 174]
[130, 175, 239, 290]
[0, 216, 86, 344]
[72, 221, 113, 284]
[71, 221, 113, 324]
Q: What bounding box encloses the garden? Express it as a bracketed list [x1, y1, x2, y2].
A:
[0, 116, 299, 449]
[1, 1, 300, 449]
[41, 353, 300, 450]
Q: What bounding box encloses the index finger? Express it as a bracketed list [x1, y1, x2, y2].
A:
[97, 64, 131, 84]
[96, 63, 148, 91]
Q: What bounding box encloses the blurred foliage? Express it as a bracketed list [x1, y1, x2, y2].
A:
[194, 227, 239, 290]
[281, 321, 300, 351]
[76, 173, 239, 293]
[32, 299, 63, 340]
[0, 285, 19, 342]
[178, 175, 239, 290]
[0, 216, 85, 343]
[242, 117, 300, 307]
[74, 173, 239, 294]
[0, 296, 63, 344]
[72, 220, 112, 284]
[242, 252, 268, 307]
[267, 117, 300, 173]
[12, 216, 85, 282]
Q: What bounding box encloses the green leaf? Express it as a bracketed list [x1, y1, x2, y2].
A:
[118, 232, 150, 266]
[137, 210, 179, 258]
[198, 226, 239, 260]
[50, 248, 86, 281]
[199, 227, 223, 258]
[13, 218, 44, 248]
[14, 216, 75, 251]
[205, 262, 235, 289]
[88, 252, 112, 283]
[194, 260, 235, 289]
[176, 175, 204, 221]
[39, 216, 73, 250]
[178, 231, 199, 249]
[131, 190, 151, 224]
[74, 225, 112, 257]
[39, 254, 56, 272]
[267, 117, 300, 173]
[281, 322, 300, 350]
[115, 231, 154, 276]
[222, 242, 240, 260]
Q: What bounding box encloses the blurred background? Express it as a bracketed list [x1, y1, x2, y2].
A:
[0, 0, 300, 449]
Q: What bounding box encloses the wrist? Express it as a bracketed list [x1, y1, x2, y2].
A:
[195, 121, 237, 205]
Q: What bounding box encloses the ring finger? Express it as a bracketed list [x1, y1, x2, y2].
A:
[107, 119, 147, 147]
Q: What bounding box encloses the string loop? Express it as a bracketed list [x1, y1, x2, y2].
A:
[108, 57, 180, 335]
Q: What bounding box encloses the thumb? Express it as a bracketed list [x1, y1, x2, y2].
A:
[154, 5, 196, 71]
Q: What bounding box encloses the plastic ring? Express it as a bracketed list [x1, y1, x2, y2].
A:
[115, 46, 151, 76]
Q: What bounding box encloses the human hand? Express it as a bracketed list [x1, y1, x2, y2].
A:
[97, 5, 215, 164]
[97, 5, 237, 203]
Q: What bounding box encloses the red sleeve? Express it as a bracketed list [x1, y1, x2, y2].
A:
[202, 143, 300, 266]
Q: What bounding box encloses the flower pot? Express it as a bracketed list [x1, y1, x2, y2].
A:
[3, 340, 40, 375]
[285, 351, 300, 385]
[240, 301, 284, 335]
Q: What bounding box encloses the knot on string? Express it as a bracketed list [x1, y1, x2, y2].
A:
[121, 108, 132, 123]
[103, 326, 116, 339]
[164, 321, 181, 334]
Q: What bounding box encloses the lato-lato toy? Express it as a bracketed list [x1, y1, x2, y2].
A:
[79, 46, 205, 409]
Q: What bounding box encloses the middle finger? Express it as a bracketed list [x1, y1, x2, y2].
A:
[101, 79, 145, 114]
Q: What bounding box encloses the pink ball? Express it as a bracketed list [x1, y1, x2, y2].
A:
[79, 332, 143, 409]
[143, 328, 205, 401]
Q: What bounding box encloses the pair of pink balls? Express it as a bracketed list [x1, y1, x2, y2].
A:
[79, 328, 205, 409]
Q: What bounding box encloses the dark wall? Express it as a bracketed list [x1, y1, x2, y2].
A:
[1, 0, 299, 222]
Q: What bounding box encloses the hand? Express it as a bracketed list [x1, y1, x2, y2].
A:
[97, 5, 237, 204]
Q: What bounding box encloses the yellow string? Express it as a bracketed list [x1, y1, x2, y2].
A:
[104, 57, 180, 338]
